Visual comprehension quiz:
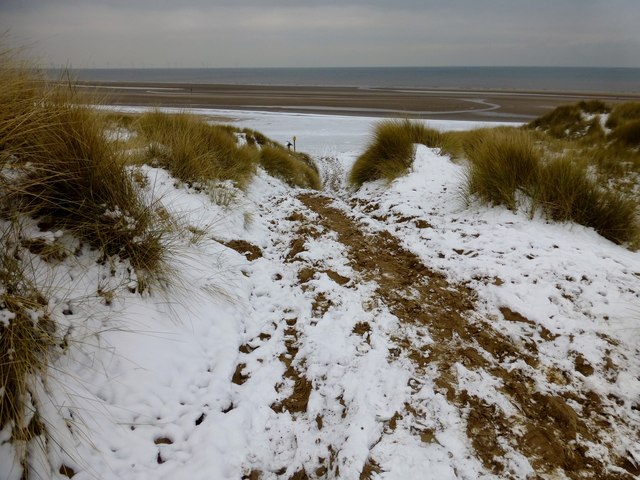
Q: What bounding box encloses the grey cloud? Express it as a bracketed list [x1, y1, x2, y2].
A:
[1, 0, 638, 67]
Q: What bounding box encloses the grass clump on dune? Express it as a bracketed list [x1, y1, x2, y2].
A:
[605, 101, 640, 130]
[534, 157, 638, 245]
[529, 99, 640, 148]
[4, 103, 170, 282]
[0, 50, 172, 282]
[0, 226, 54, 467]
[135, 110, 321, 190]
[456, 113, 639, 246]
[440, 126, 521, 161]
[528, 101, 640, 186]
[349, 119, 444, 187]
[1, 51, 180, 475]
[464, 129, 541, 210]
[609, 119, 640, 147]
[259, 145, 321, 189]
[0, 52, 61, 475]
[135, 111, 259, 188]
[527, 101, 608, 140]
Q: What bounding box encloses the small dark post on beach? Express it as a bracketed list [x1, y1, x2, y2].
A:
[292, 136, 297, 152]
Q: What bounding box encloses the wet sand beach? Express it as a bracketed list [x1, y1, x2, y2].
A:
[79, 82, 640, 122]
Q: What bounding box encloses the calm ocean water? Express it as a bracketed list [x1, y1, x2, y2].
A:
[60, 67, 640, 94]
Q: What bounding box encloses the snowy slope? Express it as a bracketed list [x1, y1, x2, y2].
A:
[2, 109, 639, 480]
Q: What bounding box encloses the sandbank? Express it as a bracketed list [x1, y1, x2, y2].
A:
[78, 82, 640, 122]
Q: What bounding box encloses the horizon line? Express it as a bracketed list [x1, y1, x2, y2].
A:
[45, 65, 640, 71]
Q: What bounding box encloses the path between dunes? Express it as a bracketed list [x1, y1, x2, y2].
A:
[229, 176, 638, 479]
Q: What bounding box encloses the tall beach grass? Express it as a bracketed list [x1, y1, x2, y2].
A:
[459, 107, 639, 246]
[534, 156, 638, 244]
[259, 145, 322, 189]
[463, 129, 540, 210]
[0, 49, 178, 475]
[133, 110, 321, 190]
[134, 111, 258, 188]
[347, 103, 639, 246]
[349, 119, 445, 187]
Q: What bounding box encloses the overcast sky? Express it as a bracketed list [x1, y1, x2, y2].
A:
[2, 0, 639, 68]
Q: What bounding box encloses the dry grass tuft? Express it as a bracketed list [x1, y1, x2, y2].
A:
[527, 102, 608, 140]
[588, 145, 632, 177]
[135, 111, 321, 190]
[4, 104, 170, 280]
[0, 50, 173, 282]
[349, 119, 444, 187]
[135, 111, 258, 188]
[240, 128, 272, 147]
[464, 129, 541, 210]
[441, 127, 521, 161]
[458, 117, 639, 245]
[101, 110, 138, 129]
[576, 100, 609, 114]
[0, 48, 177, 476]
[535, 157, 638, 245]
[0, 224, 54, 475]
[259, 145, 322, 189]
[609, 119, 640, 147]
[605, 101, 640, 130]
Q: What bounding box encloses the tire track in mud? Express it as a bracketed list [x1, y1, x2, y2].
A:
[296, 192, 634, 480]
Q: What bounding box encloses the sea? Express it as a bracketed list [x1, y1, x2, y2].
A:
[57, 67, 640, 94]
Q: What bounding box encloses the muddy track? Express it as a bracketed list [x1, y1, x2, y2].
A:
[295, 192, 634, 479]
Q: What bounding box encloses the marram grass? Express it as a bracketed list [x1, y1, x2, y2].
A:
[464, 128, 541, 210]
[135, 110, 321, 190]
[6, 104, 171, 282]
[259, 145, 322, 190]
[534, 156, 639, 245]
[349, 119, 445, 187]
[0, 51, 176, 476]
[605, 101, 640, 130]
[460, 123, 638, 245]
[135, 111, 258, 188]
[0, 224, 55, 477]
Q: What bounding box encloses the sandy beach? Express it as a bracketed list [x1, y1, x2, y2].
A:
[79, 81, 640, 122]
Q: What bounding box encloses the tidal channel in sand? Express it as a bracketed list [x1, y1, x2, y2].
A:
[78, 82, 640, 122]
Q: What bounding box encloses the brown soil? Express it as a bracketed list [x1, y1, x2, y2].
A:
[359, 460, 382, 480]
[218, 239, 263, 261]
[59, 465, 76, 478]
[311, 292, 333, 318]
[154, 437, 173, 445]
[297, 267, 316, 284]
[232, 363, 249, 385]
[273, 374, 312, 414]
[286, 238, 307, 261]
[499, 306, 535, 325]
[352, 322, 371, 336]
[574, 353, 595, 377]
[271, 316, 312, 415]
[325, 270, 350, 286]
[296, 192, 630, 479]
[297, 267, 349, 286]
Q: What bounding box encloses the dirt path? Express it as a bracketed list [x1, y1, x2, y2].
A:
[296, 192, 633, 478]
[231, 182, 637, 479]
